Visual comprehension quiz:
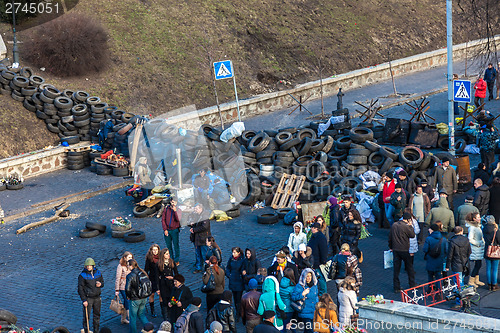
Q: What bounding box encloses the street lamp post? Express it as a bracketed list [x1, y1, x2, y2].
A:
[11, 0, 19, 66]
[447, 0, 455, 155]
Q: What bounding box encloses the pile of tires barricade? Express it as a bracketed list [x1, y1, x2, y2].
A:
[236, 122, 458, 205]
[0, 64, 136, 155]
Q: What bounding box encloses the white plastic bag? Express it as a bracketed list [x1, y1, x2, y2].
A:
[220, 122, 245, 142]
[384, 250, 393, 269]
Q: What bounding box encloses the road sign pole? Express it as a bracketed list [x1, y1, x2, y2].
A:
[232, 75, 241, 122]
[447, 0, 455, 155]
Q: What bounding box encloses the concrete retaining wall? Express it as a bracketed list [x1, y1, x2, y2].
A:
[167, 36, 500, 130]
[357, 300, 500, 333]
[0, 143, 90, 179]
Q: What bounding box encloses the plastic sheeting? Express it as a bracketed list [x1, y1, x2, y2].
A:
[220, 122, 245, 142]
[359, 170, 381, 189]
[355, 191, 375, 223]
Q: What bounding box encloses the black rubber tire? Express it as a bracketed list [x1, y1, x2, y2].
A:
[275, 131, 293, 145]
[112, 228, 135, 238]
[133, 205, 155, 218]
[349, 148, 371, 156]
[437, 136, 449, 150]
[43, 87, 61, 99]
[379, 146, 398, 161]
[363, 140, 381, 152]
[248, 132, 271, 153]
[73, 91, 90, 102]
[257, 212, 279, 224]
[399, 146, 424, 167]
[67, 163, 85, 170]
[313, 151, 328, 164]
[79, 228, 100, 238]
[96, 165, 112, 175]
[298, 137, 313, 156]
[241, 130, 257, 145]
[29, 74, 45, 86]
[256, 150, 275, 160]
[346, 155, 367, 165]
[113, 167, 129, 177]
[279, 137, 301, 151]
[85, 222, 106, 232]
[339, 176, 362, 190]
[335, 136, 352, 149]
[309, 139, 325, 153]
[60, 136, 80, 145]
[0, 309, 17, 324]
[6, 183, 23, 190]
[368, 152, 385, 167]
[124, 230, 146, 243]
[349, 127, 374, 143]
[12, 75, 29, 88]
[296, 128, 317, 140]
[277, 208, 293, 219]
[54, 96, 73, 109]
[321, 135, 335, 153]
[379, 157, 394, 175]
[49, 327, 70, 333]
[225, 208, 241, 218]
[455, 138, 466, 154]
[306, 161, 326, 181]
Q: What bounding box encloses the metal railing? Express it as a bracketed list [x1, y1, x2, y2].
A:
[401, 273, 461, 307]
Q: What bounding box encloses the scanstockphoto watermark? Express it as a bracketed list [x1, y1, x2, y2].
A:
[356, 318, 500, 331]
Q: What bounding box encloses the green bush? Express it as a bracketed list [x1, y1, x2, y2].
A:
[22, 12, 110, 77]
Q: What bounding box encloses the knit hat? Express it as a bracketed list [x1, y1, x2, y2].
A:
[174, 274, 185, 284]
[399, 170, 407, 177]
[248, 278, 258, 290]
[402, 212, 412, 220]
[159, 321, 172, 332]
[439, 189, 448, 195]
[275, 250, 287, 259]
[298, 243, 307, 252]
[395, 183, 402, 189]
[386, 173, 394, 180]
[263, 310, 276, 320]
[191, 297, 202, 306]
[441, 157, 450, 163]
[328, 196, 338, 206]
[210, 321, 223, 332]
[420, 179, 428, 185]
[143, 323, 154, 332]
[311, 222, 321, 229]
[222, 290, 233, 302]
[466, 195, 474, 201]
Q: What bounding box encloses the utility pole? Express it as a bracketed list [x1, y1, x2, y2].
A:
[446, 0, 455, 155]
[11, 0, 19, 66]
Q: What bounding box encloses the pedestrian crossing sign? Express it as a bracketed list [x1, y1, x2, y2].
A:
[453, 80, 472, 103]
[214, 60, 234, 80]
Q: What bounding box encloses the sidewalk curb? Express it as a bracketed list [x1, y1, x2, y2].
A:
[4, 180, 133, 224]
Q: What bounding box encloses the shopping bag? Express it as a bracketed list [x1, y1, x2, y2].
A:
[109, 296, 124, 314]
[384, 250, 393, 269]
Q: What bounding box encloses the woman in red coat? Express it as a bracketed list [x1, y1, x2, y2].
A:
[474, 77, 487, 109]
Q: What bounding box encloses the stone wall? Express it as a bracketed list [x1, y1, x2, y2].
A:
[357, 300, 500, 333]
[167, 35, 500, 130]
[0, 143, 90, 179]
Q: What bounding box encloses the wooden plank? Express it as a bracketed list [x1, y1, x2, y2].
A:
[129, 122, 143, 173]
[94, 157, 119, 167]
[66, 146, 91, 152]
[271, 173, 306, 209]
[138, 196, 163, 208]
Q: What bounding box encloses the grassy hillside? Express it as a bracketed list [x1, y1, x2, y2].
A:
[0, 0, 477, 158]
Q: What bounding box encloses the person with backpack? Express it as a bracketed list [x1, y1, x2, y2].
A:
[78, 257, 104, 333]
[423, 223, 448, 284]
[329, 243, 358, 292]
[174, 297, 204, 333]
[207, 290, 237, 333]
[125, 259, 152, 333]
[203, 256, 226, 313]
[168, 275, 193, 325]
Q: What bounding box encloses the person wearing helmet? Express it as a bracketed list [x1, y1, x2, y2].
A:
[78, 257, 105, 333]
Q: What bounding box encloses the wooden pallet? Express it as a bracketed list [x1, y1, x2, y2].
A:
[94, 157, 119, 167]
[271, 173, 306, 209]
[138, 196, 163, 207]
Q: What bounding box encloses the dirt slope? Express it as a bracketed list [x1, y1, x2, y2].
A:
[0, 0, 482, 158]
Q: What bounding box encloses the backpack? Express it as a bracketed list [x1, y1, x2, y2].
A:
[174, 310, 193, 333]
[428, 237, 443, 258]
[137, 271, 153, 298]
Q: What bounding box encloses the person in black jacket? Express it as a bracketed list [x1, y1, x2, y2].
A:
[144, 244, 161, 318]
[328, 197, 343, 255]
[78, 258, 104, 333]
[389, 212, 416, 292]
[253, 310, 280, 333]
[339, 196, 357, 225]
[125, 260, 150, 333]
[293, 243, 314, 275]
[446, 226, 472, 290]
[340, 210, 362, 259]
[268, 250, 299, 283]
[205, 236, 223, 269]
[489, 178, 500, 223]
[168, 274, 193, 325]
[241, 247, 261, 287]
[474, 163, 490, 186]
[207, 290, 237, 333]
[225, 247, 245, 320]
[308, 222, 329, 296]
[188, 203, 212, 273]
[473, 178, 490, 216]
[157, 248, 179, 321]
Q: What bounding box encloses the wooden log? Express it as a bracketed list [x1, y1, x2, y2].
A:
[16, 203, 70, 234]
